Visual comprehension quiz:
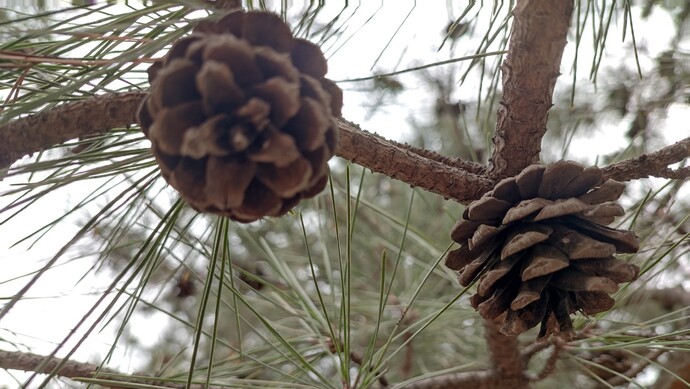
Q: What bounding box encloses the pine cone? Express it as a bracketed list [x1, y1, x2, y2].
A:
[446, 161, 640, 339]
[137, 11, 342, 222]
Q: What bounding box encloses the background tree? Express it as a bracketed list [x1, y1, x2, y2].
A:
[0, 1, 689, 388]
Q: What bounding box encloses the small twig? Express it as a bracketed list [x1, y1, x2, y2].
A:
[0, 349, 219, 389]
[521, 339, 555, 360]
[530, 339, 565, 382]
[399, 370, 503, 389]
[605, 348, 666, 387]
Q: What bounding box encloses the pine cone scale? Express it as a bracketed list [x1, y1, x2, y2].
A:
[205, 157, 255, 208]
[521, 245, 569, 280]
[196, 60, 245, 114]
[537, 161, 585, 199]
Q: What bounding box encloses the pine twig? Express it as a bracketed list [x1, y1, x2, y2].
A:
[602, 137, 690, 181]
[0, 349, 219, 389]
[529, 339, 565, 382]
[605, 349, 666, 387]
[521, 339, 555, 360]
[399, 370, 503, 389]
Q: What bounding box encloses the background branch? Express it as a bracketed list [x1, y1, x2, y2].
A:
[599, 349, 666, 388]
[0, 349, 218, 389]
[400, 370, 500, 389]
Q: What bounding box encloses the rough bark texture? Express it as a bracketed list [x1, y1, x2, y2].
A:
[479, 0, 575, 384]
[489, 0, 575, 179]
[0, 91, 143, 169]
[337, 119, 493, 202]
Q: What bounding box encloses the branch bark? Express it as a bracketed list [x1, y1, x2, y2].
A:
[489, 0, 575, 179]
[0, 349, 218, 389]
[337, 119, 493, 202]
[1, 92, 687, 202]
[0, 91, 144, 170]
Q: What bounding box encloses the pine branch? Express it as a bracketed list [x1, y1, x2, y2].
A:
[0, 91, 144, 171]
[0, 349, 219, 389]
[479, 0, 575, 385]
[337, 119, 493, 202]
[0, 93, 494, 204]
[489, 0, 575, 178]
[2, 92, 687, 201]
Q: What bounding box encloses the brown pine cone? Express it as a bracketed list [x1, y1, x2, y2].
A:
[137, 11, 342, 222]
[446, 161, 640, 339]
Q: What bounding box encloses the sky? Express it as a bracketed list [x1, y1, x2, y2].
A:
[0, 0, 688, 387]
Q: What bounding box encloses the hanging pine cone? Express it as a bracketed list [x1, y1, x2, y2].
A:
[446, 161, 640, 339]
[137, 10, 342, 222]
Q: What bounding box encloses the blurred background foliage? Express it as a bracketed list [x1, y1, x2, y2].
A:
[0, 0, 689, 388]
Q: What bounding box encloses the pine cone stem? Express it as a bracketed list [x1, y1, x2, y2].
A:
[484, 318, 528, 380]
